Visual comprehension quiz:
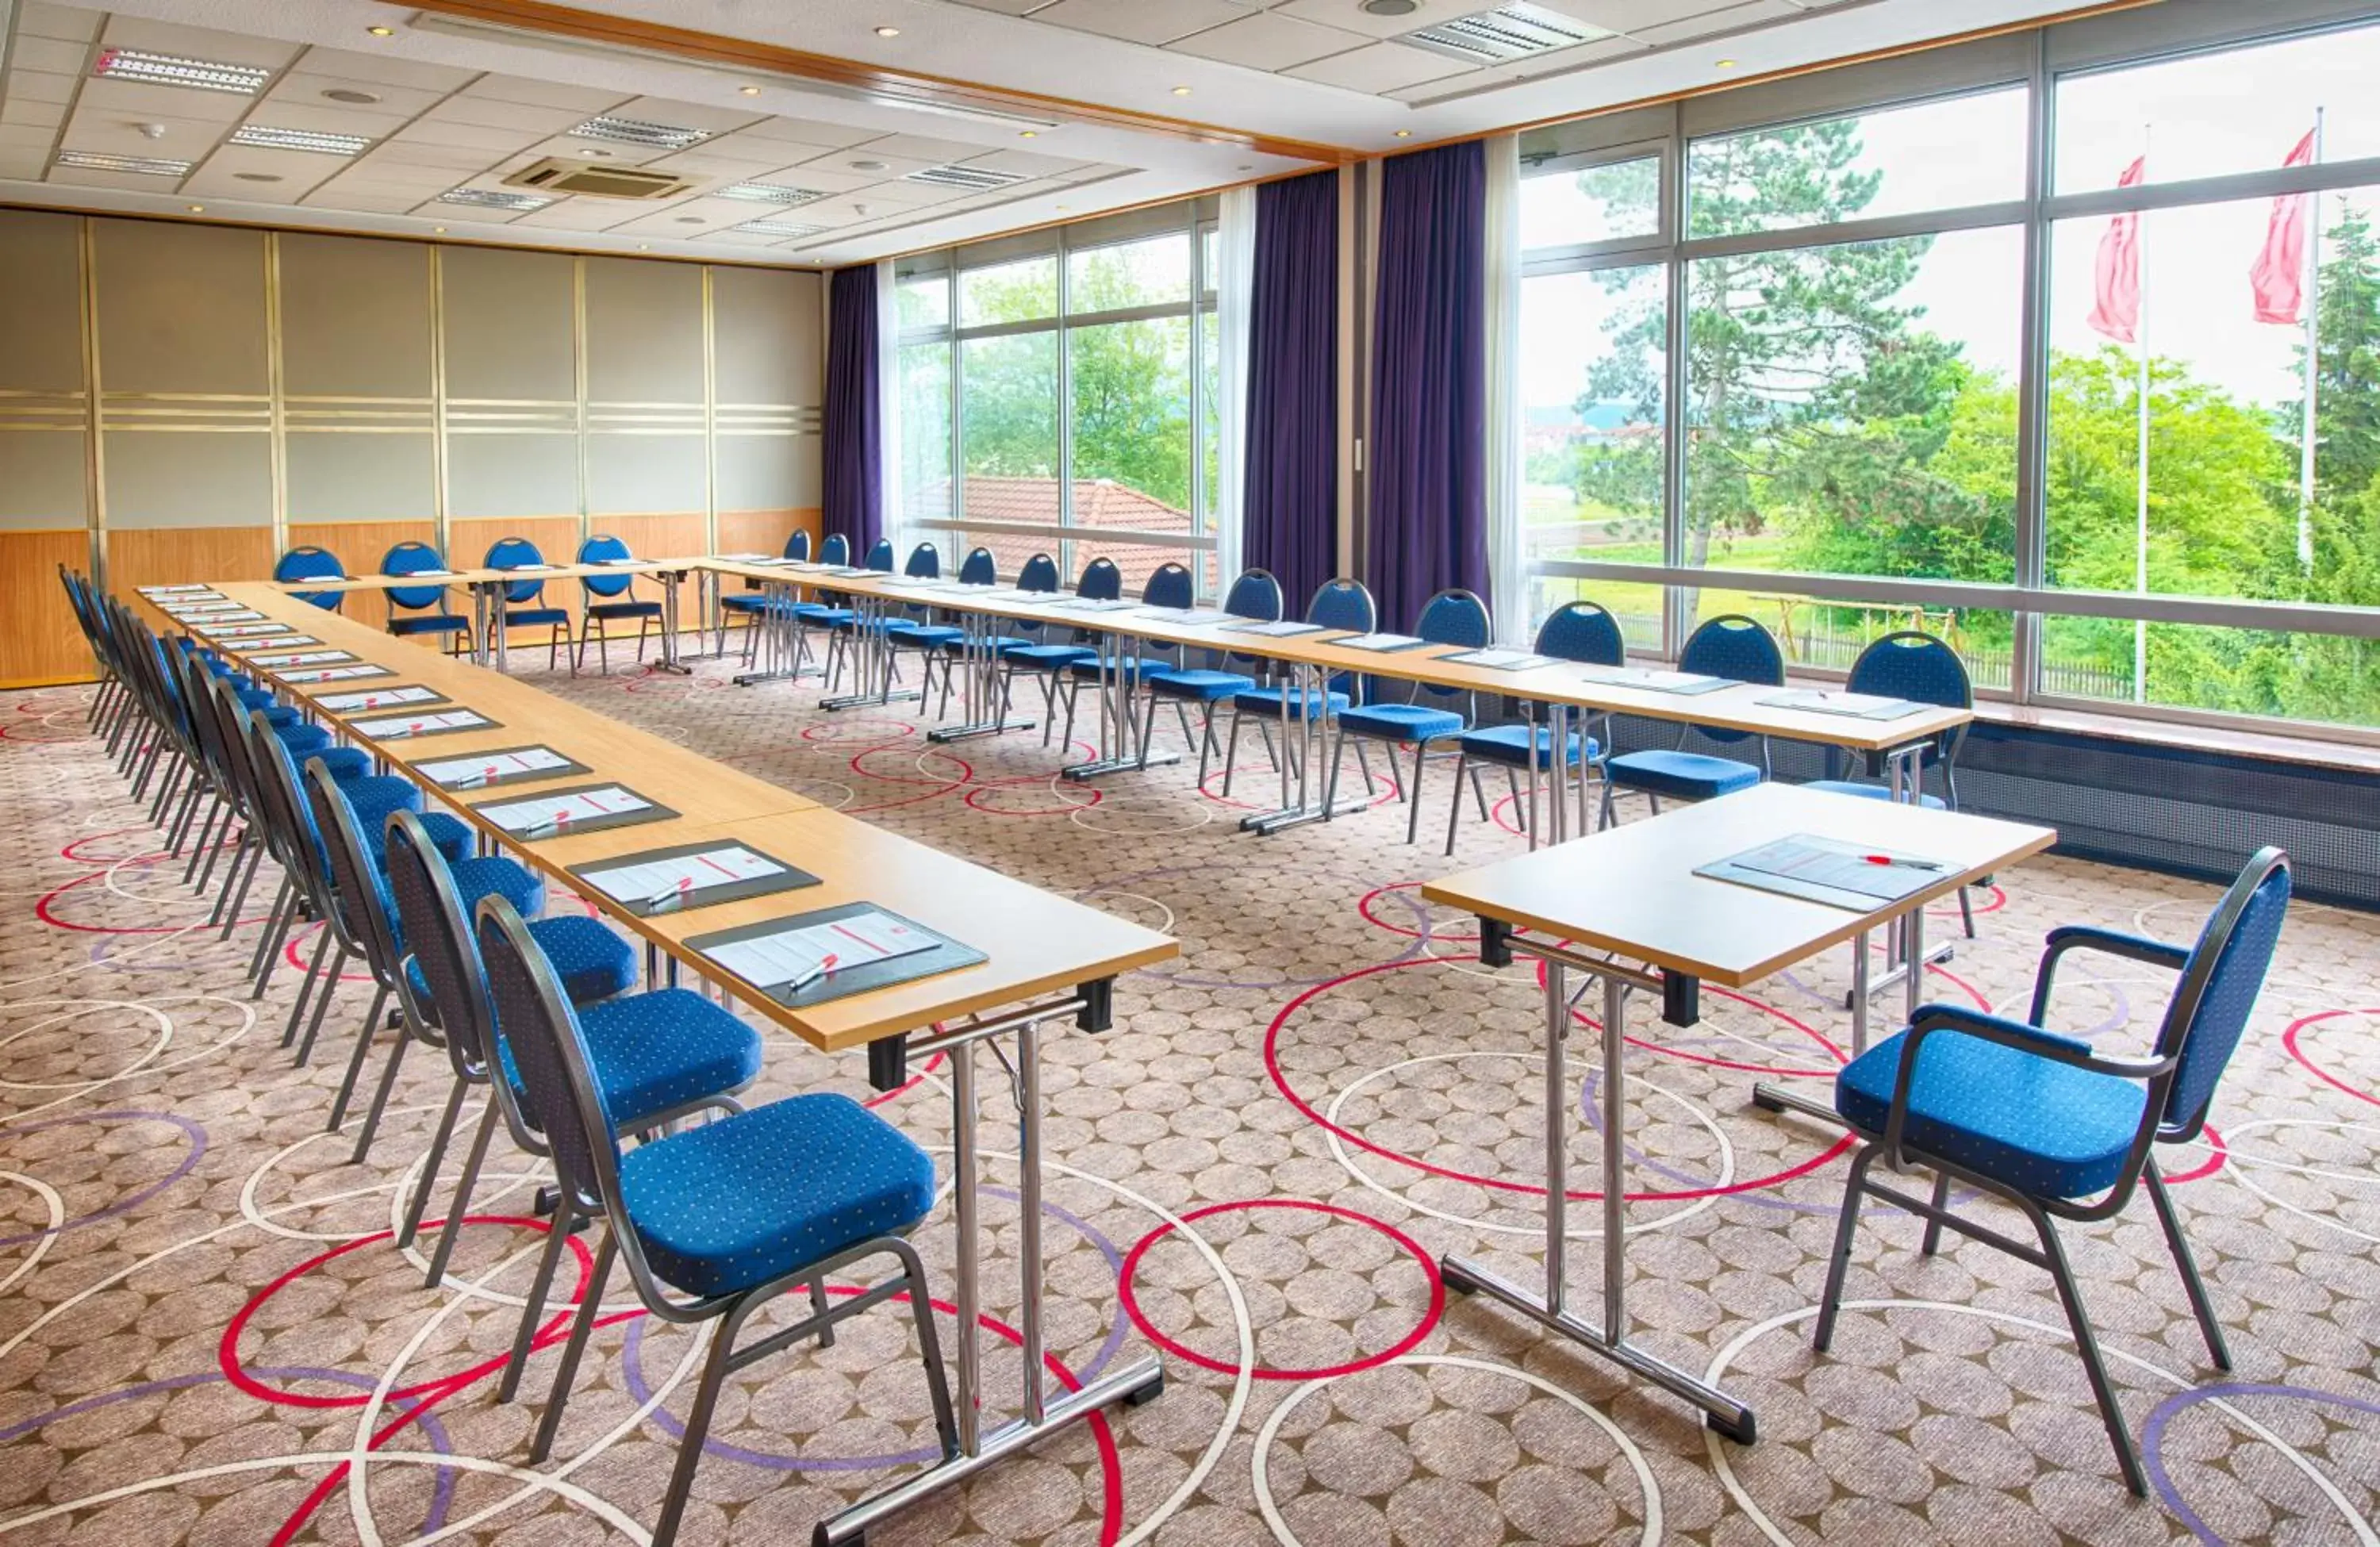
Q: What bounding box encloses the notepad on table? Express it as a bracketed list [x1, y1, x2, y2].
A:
[574, 843, 813, 916]
[1696, 833, 1946, 910]
[141, 584, 214, 596]
[703, 909, 932, 990]
[474, 784, 664, 839]
[417, 746, 580, 789]
[1334, 632, 1434, 654]
[232, 635, 320, 651]
[248, 649, 353, 668]
[282, 662, 389, 683]
[1225, 618, 1330, 637]
[1574, 664, 1733, 696]
[399, 567, 456, 578]
[1756, 689, 1930, 721]
[315, 685, 443, 713]
[1440, 648, 1556, 671]
[1140, 605, 1234, 624]
[196, 621, 294, 638]
[1049, 597, 1138, 612]
[351, 708, 489, 738]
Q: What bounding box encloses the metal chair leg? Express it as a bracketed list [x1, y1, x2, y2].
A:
[1812, 1145, 1878, 1353]
[1320, 723, 1347, 816]
[2022, 1197, 2149, 1496]
[1921, 1169, 1952, 1256]
[347, 1021, 413, 1161]
[1445, 750, 1469, 857]
[1404, 741, 1430, 843]
[401, 1075, 470, 1250]
[248, 877, 297, 992]
[2143, 1160, 2231, 1370]
[500, 1198, 578, 1403]
[1352, 736, 1375, 795]
[1220, 707, 1244, 796]
[214, 840, 263, 939]
[423, 1096, 501, 1288]
[326, 985, 393, 1131]
[528, 1223, 620, 1464]
[282, 927, 332, 1050]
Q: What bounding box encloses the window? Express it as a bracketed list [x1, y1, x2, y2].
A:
[1687, 89, 2028, 237]
[1520, 153, 1660, 252]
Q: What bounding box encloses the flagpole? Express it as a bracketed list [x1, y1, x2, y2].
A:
[2133, 125, 2152, 704]
[2297, 106, 2325, 570]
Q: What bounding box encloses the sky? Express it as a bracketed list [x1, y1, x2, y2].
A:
[1522, 18, 2380, 418]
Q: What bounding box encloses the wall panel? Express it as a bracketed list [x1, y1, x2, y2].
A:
[107, 526, 275, 598]
[439, 245, 576, 403]
[593, 512, 709, 607]
[279, 232, 435, 398]
[447, 433, 578, 524]
[718, 508, 820, 560]
[0, 532, 97, 685]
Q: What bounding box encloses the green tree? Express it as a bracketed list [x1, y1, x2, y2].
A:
[2294, 202, 2380, 505]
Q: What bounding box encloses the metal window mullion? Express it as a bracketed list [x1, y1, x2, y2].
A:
[1660, 105, 1689, 660]
[1188, 207, 1207, 599]
[1675, 197, 2032, 265]
[946, 256, 962, 552]
[1055, 230, 1073, 578]
[2044, 153, 2380, 222]
[2011, 31, 2053, 707]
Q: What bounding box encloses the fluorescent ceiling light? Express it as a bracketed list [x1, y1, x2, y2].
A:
[1407, 3, 1606, 64]
[92, 48, 271, 95]
[569, 115, 710, 150]
[717, 182, 825, 205]
[906, 164, 1027, 191]
[738, 217, 826, 236]
[56, 148, 193, 176]
[439, 186, 552, 211]
[228, 125, 370, 155]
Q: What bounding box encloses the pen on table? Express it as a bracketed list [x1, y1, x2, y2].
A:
[1864, 854, 1944, 869]
[784, 953, 839, 994]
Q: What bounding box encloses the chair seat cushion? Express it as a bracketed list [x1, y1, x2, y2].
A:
[1460, 724, 1602, 770]
[1002, 642, 1095, 670]
[1338, 702, 1465, 742]
[1065, 654, 1157, 679]
[413, 913, 634, 1018]
[1806, 778, 1947, 810]
[1604, 748, 1761, 800]
[1230, 685, 1348, 720]
[501, 608, 570, 628]
[1836, 1016, 2147, 1199]
[447, 854, 546, 922]
[389, 615, 467, 636]
[939, 633, 1026, 654]
[587, 601, 662, 621]
[791, 604, 854, 625]
[274, 719, 329, 752]
[719, 593, 767, 614]
[1144, 667, 1255, 701]
[886, 622, 964, 648]
[308, 745, 373, 782]
[574, 987, 762, 1130]
[620, 1092, 934, 1298]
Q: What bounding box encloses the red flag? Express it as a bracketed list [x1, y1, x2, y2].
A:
[2250, 129, 2320, 324]
[2088, 156, 2146, 344]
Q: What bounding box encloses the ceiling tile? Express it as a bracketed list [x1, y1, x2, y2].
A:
[365, 140, 505, 171]
[48, 163, 187, 192]
[639, 144, 797, 176]
[0, 124, 58, 151]
[2, 96, 68, 129]
[460, 75, 628, 113]
[262, 71, 455, 121]
[60, 109, 225, 159]
[98, 15, 302, 70]
[501, 199, 631, 229]
[0, 149, 50, 178]
[1629, 0, 1797, 43]
[15, 5, 105, 44]
[182, 144, 348, 199]
[710, 117, 880, 152]
[290, 46, 478, 94]
[942, 0, 1055, 14]
[10, 36, 94, 75]
[6, 71, 84, 107]
[1272, 0, 1469, 40]
[1283, 40, 1476, 91]
[962, 147, 1092, 176]
[1167, 11, 1366, 70]
[79, 76, 253, 124]
[420, 97, 588, 136]
[1027, 0, 1257, 48]
[518, 132, 667, 168]
[1531, 0, 1741, 35]
[593, 96, 770, 136]
[240, 99, 413, 137]
[797, 144, 941, 180]
[393, 117, 532, 153]
[853, 132, 1001, 163]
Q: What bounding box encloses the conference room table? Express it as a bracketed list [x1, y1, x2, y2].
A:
[140, 582, 1180, 1547]
[285, 557, 712, 674]
[1420, 783, 2056, 1446]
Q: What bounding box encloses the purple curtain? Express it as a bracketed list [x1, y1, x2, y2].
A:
[823, 264, 882, 553]
[1244, 170, 1340, 612]
[1368, 141, 1488, 630]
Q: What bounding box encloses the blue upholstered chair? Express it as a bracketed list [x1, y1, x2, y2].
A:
[482, 536, 571, 670]
[1136, 568, 1285, 787]
[574, 534, 662, 675]
[382, 810, 760, 1303]
[274, 545, 347, 612]
[921, 547, 1018, 716]
[1599, 612, 1783, 828]
[821, 537, 898, 691]
[474, 893, 957, 1547]
[719, 528, 810, 659]
[1814, 847, 2291, 1497]
[883, 541, 965, 712]
[1054, 561, 1194, 755]
[1804, 631, 1979, 937]
[1443, 600, 1626, 857]
[1000, 555, 1115, 750]
[1220, 578, 1380, 797]
[1322, 589, 1491, 843]
[381, 541, 470, 651]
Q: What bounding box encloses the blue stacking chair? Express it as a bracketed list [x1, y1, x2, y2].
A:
[1000, 555, 1115, 748]
[922, 547, 1013, 716]
[1814, 847, 2291, 1497]
[574, 534, 662, 675]
[1135, 569, 1283, 787]
[1443, 600, 1625, 856]
[383, 811, 760, 1309]
[822, 537, 897, 690]
[382, 541, 470, 651]
[883, 541, 965, 712]
[1055, 561, 1193, 755]
[1804, 631, 1979, 937]
[1322, 588, 1491, 843]
[482, 536, 571, 670]
[719, 528, 810, 656]
[274, 545, 347, 612]
[1599, 613, 1783, 829]
[1220, 578, 1380, 798]
[475, 893, 957, 1547]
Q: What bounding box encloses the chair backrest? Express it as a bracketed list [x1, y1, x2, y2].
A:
[1307, 578, 1377, 634]
[1222, 568, 1284, 623]
[1535, 601, 1626, 666]
[382, 541, 454, 613]
[301, 757, 401, 976]
[1077, 556, 1122, 601]
[1848, 629, 1972, 763]
[1678, 613, 1785, 744]
[274, 546, 347, 612]
[475, 895, 620, 1215]
[244, 712, 337, 903]
[2155, 848, 2291, 1142]
[1017, 553, 1060, 593]
[385, 808, 509, 1096]
[819, 532, 850, 566]
[483, 536, 547, 605]
[783, 529, 813, 562]
[577, 534, 635, 600]
[958, 547, 997, 586]
[863, 538, 896, 573]
[904, 541, 941, 578]
[1142, 562, 1195, 609]
[1407, 589, 1491, 704]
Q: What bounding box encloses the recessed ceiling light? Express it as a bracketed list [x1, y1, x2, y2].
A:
[367, 25, 393, 37]
[674, 216, 704, 224]
[1361, 0, 1420, 13]
[229, 125, 370, 155]
[1714, 57, 1737, 69]
[187, 204, 204, 213]
[92, 48, 271, 95]
[876, 26, 901, 36]
[439, 186, 551, 211]
[570, 114, 710, 150]
[1394, 129, 1411, 137]
[636, 244, 649, 250]
[322, 87, 381, 105]
[1055, 203, 1069, 212]
[1019, 130, 1037, 138]
[233, 172, 283, 183]
[432, 225, 446, 234]
[579, 148, 614, 159]
[739, 85, 760, 95]
[718, 182, 824, 205]
[1172, 86, 1192, 96]
[849, 159, 888, 172]
[55, 148, 193, 176]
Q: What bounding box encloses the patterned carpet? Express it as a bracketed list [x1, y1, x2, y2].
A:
[1, 654, 2376, 1547]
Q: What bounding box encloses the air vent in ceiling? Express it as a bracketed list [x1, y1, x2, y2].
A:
[904, 164, 1027, 191]
[1405, 3, 1605, 63]
[503, 159, 704, 200]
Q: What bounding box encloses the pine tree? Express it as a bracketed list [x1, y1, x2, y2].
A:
[2294, 202, 2380, 504]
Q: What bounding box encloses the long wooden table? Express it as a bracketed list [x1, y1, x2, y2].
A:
[138, 581, 1178, 1544]
[286, 557, 715, 674]
[1420, 784, 2056, 1444]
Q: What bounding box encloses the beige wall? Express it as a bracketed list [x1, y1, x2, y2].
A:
[0, 209, 824, 685]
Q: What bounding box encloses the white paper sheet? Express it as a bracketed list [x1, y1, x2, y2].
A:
[194, 622, 290, 637]
[1442, 648, 1555, 670]
[281, 663, 385, 682]
[141, 585, 214, 595]
[702, 909, 932, 992]
[230, 635, 321, 651]
[579, 846, 785, 908]
[416, 747, 574, 787]
[477, 785, 651, 836]
[351, 708, 488, 736]
[1335, 632, 1429, 652]
[248, 650, 351, 667]
[316, 685, 440, 712]
[1228, 619, 1329, 637]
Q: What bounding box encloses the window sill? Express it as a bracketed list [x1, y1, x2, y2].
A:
[1968, 699, 2380, 777]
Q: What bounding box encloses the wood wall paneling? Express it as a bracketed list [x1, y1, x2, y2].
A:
[106, 526, 276, 599]
[590, 512, 707, 606]
[717, 508, 821, 559]
[0, 532, 98, 686]
[286, 519, 438, 633]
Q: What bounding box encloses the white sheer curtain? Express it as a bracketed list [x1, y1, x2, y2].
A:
[1484, 133, 1528, 646]
[874, 257, 906, 559]
[1215, 185, 1257, 592]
